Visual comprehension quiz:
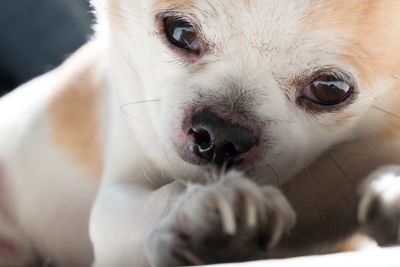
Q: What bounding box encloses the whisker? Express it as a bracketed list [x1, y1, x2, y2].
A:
[159, 149, 190, 185]
[160, 168, 169, 184]
[220, 160, 229, 176]
[138, 135, 165, 188]
[210, 166, 219, 182]
[141, 165, 159, 188]
[266, 161, 281, 188]
[121, 99, 162, 109]
[206, 165, 218, 182]
[328, 153, 356, 190]
[371, 105, 400, 120]
[120, 98, 162, 120]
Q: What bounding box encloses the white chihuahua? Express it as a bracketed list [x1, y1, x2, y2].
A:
[0, 0, 400, 266]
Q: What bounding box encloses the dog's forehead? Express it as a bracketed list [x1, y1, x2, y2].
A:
[151, 0, 310, 35]
[148, 0, 360, 55]
[150, 0, 319, 58]
[147, 0, 400, 85]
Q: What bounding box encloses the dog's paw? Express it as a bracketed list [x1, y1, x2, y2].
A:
[146, 171, 296, 267]
[358, 166, 400, 246]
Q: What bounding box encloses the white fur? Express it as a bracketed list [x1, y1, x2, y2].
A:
[1, 0, 400, 266]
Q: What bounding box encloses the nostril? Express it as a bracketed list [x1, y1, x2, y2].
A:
[189, 127, 216, 161]
[189, 128, 213, 151]
[222, 143, 240, 158]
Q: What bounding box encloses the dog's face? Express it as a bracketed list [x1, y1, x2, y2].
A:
[98, 0, 400, 184]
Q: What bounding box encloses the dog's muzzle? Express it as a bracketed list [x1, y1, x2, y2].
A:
[187, 109, 259, 167]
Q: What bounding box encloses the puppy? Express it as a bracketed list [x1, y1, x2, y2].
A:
[0, 0, 400, 266]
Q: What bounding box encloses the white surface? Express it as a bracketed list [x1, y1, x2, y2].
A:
[206, 247, 400, 267]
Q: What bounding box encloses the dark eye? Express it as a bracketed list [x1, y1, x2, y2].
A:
[302, 74, 353, 105]
[164, 17, 200, 53]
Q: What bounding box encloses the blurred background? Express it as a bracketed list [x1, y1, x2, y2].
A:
[0, 0, 93, 96]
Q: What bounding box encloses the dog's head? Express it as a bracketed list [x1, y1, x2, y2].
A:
[95, 0, 400, 184]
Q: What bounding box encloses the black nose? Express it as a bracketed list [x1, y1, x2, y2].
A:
[189, 110, 258, 166]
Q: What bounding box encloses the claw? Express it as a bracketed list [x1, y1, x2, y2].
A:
[244, 194, 257, 228]
[216, 195, 237, 235]
[268, 215, 285, 249]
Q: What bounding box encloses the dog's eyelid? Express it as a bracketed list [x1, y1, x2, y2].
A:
[295, 67, 357, 91]
[154, 10, 198, 25]
[314, 67, 354, 83]
[154, 10, 204, 40]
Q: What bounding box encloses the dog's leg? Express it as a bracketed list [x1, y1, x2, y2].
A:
[146, 171, 296, 266]
[0, 215, 37, 267]
[90, 179, 186, 267]
[0, 165, 37, 267]
[358, 166, 400, 246]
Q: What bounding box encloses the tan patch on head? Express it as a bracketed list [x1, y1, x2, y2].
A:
[152, 0, 196, 10]
[49, 43, 104, 178]
[308, 0, 400, 87]
[306, 1, 400, 142]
